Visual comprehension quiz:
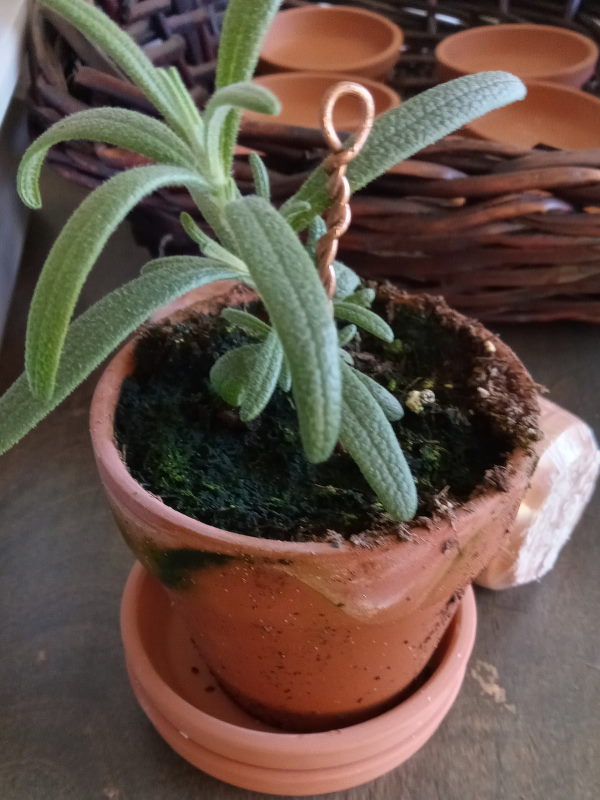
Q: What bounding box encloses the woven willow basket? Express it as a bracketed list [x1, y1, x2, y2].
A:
[28, 0, 600, 322]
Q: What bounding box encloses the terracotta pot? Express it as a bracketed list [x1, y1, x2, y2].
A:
[435, 23, 598, 88]
[464, 80, 600, 149]
[121, 563, 476, 795]
[248, 72, 400, 130]
[90, 282, 538, 732]
[259, 5, 404, 81]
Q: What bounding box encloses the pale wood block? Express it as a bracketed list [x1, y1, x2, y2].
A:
[477, 397, 599, 590]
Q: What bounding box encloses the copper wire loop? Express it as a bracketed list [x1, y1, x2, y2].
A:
[316, 82, 375, 298]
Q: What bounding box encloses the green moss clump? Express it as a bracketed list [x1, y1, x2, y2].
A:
[115, 301, 510, 542]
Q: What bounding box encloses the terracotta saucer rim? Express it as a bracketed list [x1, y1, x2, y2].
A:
[435, 22, 599, 83]
[128, 673, 463, 795]
[260, 5, 404, 74]
[121, 562, 477, 762]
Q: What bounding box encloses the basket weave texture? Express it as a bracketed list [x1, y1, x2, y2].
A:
[28, 0, 600, 322]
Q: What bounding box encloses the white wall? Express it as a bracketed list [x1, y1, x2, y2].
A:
[0, 0, 30, 341]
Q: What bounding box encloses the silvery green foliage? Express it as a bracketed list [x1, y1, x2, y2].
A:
[0, 0, 527, 521]
[0, 258, 240, 454]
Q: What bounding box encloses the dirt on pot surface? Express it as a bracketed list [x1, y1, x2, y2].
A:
[115, 285, 540, 542]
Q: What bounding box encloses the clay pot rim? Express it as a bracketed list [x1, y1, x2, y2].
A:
[465, 79, 600, 144]
[90, 283, 533, 558]
[260, 5, 404, 74]
[252, 70, 401, 114]
[435, 23, 599, 83]
[522, 78, 600, 101]
[121, 561, 477, 755]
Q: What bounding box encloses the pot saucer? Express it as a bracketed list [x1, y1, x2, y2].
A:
[120, 563, 476, 796]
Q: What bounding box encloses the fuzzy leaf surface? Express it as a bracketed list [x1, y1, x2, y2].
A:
[0, 259, 239, 455]
[306, 216, 327, 260]
[205, 84, 280, 170]
[179, 213, 247, 271]
[281, 72, 526, 229]
[334, 301, 393, 342]
[333, 262, 361, 300]
[18, 108, 194, 209]
[210, 344, 259, 406]
[280, 199, 311, 227]
[338, 324, 357, 348]
[240, 331, 283, 421]
[249, 152, 271, 200]
[225, 196, 341, 462]
[221, 308, 270, 338]
[340, 362, 417, 521]
[352, 370, 404, 421]
[215, 0, 282, 171]
[25, 165, 208, 400]
[40, 0, 178, 130]
[206, 82, 281, 118]
[278, 355, 292, 392]
[345, 288, 376, 308]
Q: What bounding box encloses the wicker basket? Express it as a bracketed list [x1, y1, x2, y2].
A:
[27, 0, 600, 322]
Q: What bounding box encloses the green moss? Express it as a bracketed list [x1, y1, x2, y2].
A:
[115, 301, 511, 542]
[142, 546, 234, 589]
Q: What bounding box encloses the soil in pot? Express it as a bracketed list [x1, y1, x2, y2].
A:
[115, 287, 539, 545]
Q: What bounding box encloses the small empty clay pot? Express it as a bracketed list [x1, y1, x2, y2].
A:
[436, 23, 598, 88]
[464, 80, 600, 149]
[248, 72, 400, 130]
[121, 563, 477, 796]
[260, 5, 404, 80]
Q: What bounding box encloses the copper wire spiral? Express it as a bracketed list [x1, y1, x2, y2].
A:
[316, 82, 375, 298]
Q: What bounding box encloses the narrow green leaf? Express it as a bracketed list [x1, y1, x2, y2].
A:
[0, 259, 239, 456]
[306, 216, 327, 260]
[40, 0, 179, 131]
[280, 199, 311, 227]
[339, 349, 354, 365]
[221, 307, 270, 339]
[249, 152, 271, 200]
[340, 362, 417, 521]
[179, 212, 248, 272]
[352, 369, 404, 421]
[206, 82, 281, 119]
[334, 301, 393, 342]
[338, 324, 357, 347]
[139, 255, 241, 278]
[17, 108, 195, 209]
[281, 72, 527, 230]
[215, 0, 282, 172]
[187, 190, 240, 254]
[160, 67, 204, 130]
[25, 165, 208, 400]
[345, 288, 376, 308]
[333, 262, 361, 300]
[225, 196, 341, 462]
[210, 344, 259, 406]
[240, 331, 283, 421]
[204, 84, 280, 180]
[278, 355, 291, 392]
